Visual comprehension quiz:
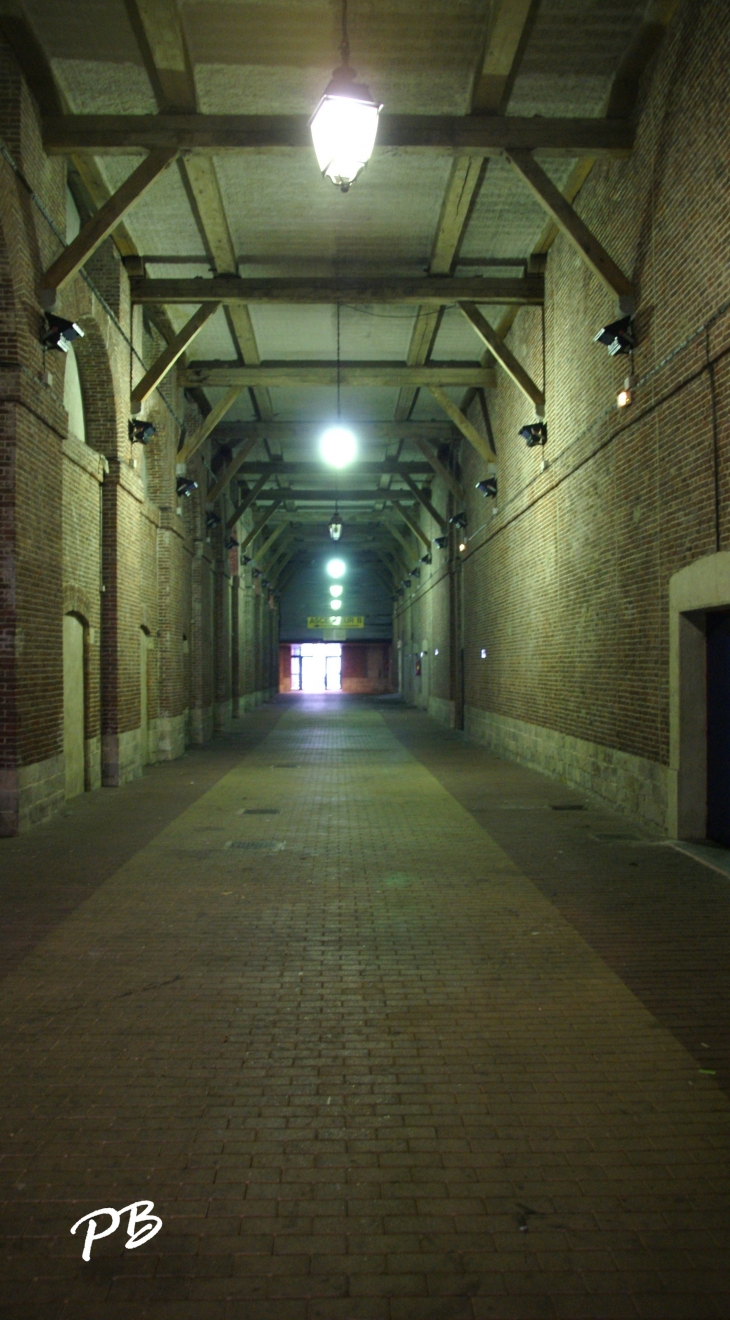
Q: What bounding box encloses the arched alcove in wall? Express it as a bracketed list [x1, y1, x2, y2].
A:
[63, 611, 86, 798]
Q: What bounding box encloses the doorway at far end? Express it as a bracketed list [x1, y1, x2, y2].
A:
[289, 643, 342, 693]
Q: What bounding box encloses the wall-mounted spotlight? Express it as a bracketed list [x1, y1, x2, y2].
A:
[176, 476, 198, 498]
[420, 553, 432, 565]
[252, 567, 262, 578]
[433, 535, 448, 550]
[519, 422, 547, 448]
[241, 554, 253, 565]
[129, 418, 156, 446]
[593, 315, 634, 356]
[41, 313, 84, 353]
[410, 566, 421, 578]
[402, 578, 411, 589]
[449, 511, 468, 529]
[224, 535, 239, 550]
[476, 478, 498, 498]
[205, 511, 222, 530]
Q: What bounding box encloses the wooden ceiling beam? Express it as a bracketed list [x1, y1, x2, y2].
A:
[212, 420, 457, 443]
[415, 439, 465, 503]
[41, 148, 177, 304]
[206, 436, 259, 503]
[131, 301, 218, 409]
[129, 274, 544, 306]
[182, 363, 496, 389]
[225, 472, 271, 529]
[390, 501, 432, 551]
[459, 301, 545, 413]
[179, 385, 244, 464]
[506, 149, 634, 308]
[42, 114, 634, 157]
[396, 0, 539, 420]
[125, 0, 272, 421]
[238, 499, 284, 549]
[429, 385, 496, 463]
[398, 473, 449, 533]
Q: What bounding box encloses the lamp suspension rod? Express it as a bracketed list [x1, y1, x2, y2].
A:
[341, 0, 350, 66]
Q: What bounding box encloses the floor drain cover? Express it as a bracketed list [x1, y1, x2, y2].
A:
[551, 803, 585, 811]
[238, 808, 280, 815]
[225, 841, 286, 852]
[271, 763, 300, 768]
[591, 832, 644, 842]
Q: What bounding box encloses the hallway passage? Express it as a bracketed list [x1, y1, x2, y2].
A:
[3, 697, 730, 1319]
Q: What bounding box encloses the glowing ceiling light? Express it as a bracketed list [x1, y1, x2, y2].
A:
[320, 425, 357, 468]
[329, 584, 343, 597]
[327, 558, 346, 578]
[310, 1, 381, 193]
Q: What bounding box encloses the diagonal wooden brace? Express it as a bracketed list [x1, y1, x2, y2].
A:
[41, 147, 177, 304]
[131, 302, 219, 411]
[459, 302, 545, 414]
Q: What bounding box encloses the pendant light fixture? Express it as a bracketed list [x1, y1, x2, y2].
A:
[310, 0, 382, 192]
[320, 304, 357, 473]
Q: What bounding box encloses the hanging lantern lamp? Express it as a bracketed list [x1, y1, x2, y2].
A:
[310, 0, 382, 192]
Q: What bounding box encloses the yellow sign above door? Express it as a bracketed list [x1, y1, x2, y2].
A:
[307, 616, 364, 628]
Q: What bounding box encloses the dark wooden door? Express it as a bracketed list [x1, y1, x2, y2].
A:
[707, 610, 730, 845]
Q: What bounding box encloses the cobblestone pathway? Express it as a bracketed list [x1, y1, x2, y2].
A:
[2, 696, 730, 1319]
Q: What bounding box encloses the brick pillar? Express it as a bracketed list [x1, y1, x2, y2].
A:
[231, 575, 240, 718]
[213, 549, 232, 731]
[100, 461, 145, 784]
[190, 538, 214, 743]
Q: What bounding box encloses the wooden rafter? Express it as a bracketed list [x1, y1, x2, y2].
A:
[398, 474, 449, 533]
[131, 302, 218, 409]
[239, 500, 284, 550]
[396, 0, 539, 422]
[206, 436, 259, 504]
[129, 274, 543, 306]
[506, 150, 633, 307]
[225, 473, 271, 530]
[415, 440, 465, 503]
[42, 114, 634, 157]
[182, 364, 496, 389]
[41, 148, 177, 302]
[211, 420, 456, 444]
[179, 386, 244, 465]
[429, 386, 496, 463]
[124, 0, 272, 420]
[390, 501, 432, 552]
[254, 520, 288, 565]
[459, 302, 545, 413]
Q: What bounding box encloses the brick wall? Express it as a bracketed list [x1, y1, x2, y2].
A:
[394, 0, 730, 828]
[0, 39, 279, 833]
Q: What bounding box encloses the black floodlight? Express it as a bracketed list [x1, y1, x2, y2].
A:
[224, 535, 239, 550]
[252, 567, 262, 578]
[449, 511, 468, 529]
[241, 554, 252, 565]
[129, 418, 156, 445]
[402, 578, 411, 589]
[433, 535, 448, 550]
[410, 566, 421, 578]
[205, 511, 222, 530]
[176, 476, 198, 498]
[519, 421, 547, 448]
[262, 578, 270, 588]
[593, 314, 634, 357]
[476, 477, 498, 498]
[420, 552, 432, 564]
[42, 313, 84, 353]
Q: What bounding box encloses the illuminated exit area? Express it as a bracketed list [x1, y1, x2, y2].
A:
[289, 643, 342, 693]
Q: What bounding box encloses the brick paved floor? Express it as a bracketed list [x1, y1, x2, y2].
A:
[2, 695, 730, 1319]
